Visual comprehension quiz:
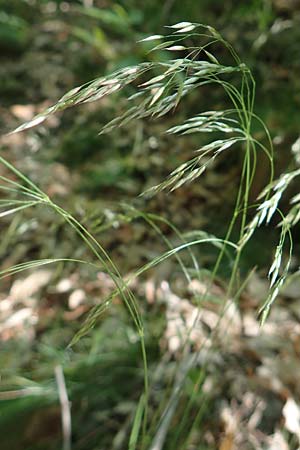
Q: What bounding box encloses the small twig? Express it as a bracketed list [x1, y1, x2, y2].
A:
[55, 365, 72, 450]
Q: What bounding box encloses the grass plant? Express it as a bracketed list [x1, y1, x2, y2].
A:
[1, 22, 299, 449]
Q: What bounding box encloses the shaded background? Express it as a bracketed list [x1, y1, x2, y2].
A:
[1, 1, 300, 449]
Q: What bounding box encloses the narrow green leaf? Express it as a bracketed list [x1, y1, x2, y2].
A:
[128, 394, 145, 450]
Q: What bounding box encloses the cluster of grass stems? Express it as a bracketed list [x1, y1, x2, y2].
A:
[1, 22, 299, 449]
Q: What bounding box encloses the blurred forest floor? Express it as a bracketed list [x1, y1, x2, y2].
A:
[1, 1, 300, 449]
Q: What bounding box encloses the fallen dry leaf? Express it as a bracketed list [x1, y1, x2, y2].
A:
[283, 397, 300, 438]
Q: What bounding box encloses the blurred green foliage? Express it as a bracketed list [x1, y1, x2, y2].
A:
[0, 12, 30, 53]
